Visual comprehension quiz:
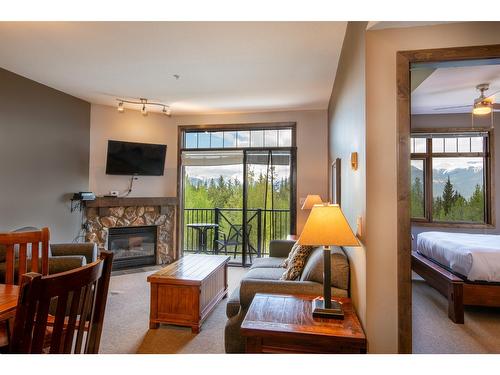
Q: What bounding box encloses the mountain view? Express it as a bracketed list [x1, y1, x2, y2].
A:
[411, 162, 485, 222]
[411, 164, 483, 199]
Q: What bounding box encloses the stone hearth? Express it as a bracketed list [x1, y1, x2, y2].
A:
[85, 197, 178, 265]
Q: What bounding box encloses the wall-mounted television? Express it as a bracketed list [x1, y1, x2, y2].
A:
[105, 140, 167, 176]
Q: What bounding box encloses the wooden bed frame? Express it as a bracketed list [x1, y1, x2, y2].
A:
[411, 251, 500, 324]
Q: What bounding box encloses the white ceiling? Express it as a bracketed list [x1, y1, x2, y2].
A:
[0, 22, 347, 115]
[412, 64, 500, 114]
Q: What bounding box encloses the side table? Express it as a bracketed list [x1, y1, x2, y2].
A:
[240, 293, 367, 353]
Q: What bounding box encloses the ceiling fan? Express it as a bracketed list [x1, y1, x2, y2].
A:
[434, 83, 500, 115]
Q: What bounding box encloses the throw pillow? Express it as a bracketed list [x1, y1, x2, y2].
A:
[280, 243, 314, 280]
[281, 242, 300, 268]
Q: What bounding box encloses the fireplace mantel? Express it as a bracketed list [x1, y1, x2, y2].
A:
[85, 196, 178, 208]
[84, 196, 177, 265]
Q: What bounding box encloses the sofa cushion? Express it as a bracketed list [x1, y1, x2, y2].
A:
[244, 267, 284, 281]
[300, 246, 349, 290]
[280, 243, 314, 280]
[226, 286, 241, 318]
[250, 257, 286, 269]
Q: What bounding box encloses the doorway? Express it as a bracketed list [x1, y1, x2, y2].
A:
[178, 123, 297, 266]
[396, 44, 500, 353]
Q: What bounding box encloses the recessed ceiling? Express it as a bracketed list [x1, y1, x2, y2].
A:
[0, 22, 347, 115]
[412, 64, 500, 115]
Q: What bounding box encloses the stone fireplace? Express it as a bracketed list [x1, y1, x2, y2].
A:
[84, 197, 178, 267]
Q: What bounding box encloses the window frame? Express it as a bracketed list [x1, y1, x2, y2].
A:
[410, 128, 495, 228]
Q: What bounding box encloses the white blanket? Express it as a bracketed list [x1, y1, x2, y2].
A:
[416, 231, 500, 282]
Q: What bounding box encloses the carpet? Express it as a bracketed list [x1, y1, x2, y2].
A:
[413, 279, 500, 353]
[99, 266, 247, 354]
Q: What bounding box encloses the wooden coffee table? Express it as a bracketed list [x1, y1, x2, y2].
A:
[147, 254, 230, 333]
[241, 293, 367, 353]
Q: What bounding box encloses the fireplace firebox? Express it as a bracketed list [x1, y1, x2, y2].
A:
[107, 226, 157, 270]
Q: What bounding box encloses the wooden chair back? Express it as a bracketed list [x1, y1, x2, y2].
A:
[10, 251, 113, 354]
[0, 227, 50, 285]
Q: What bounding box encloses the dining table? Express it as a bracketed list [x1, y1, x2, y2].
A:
[0, 284, 19, 322]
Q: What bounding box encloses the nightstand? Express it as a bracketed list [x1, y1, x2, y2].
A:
[240, 293, 367, 353]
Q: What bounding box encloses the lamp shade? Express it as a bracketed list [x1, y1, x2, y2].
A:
[301, 195, 323, 210]
[298, 204, 360, 247]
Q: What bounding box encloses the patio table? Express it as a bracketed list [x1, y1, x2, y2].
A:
[186, 223, 219, 253]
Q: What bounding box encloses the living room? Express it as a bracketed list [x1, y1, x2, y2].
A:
[2, 1, 500, 373]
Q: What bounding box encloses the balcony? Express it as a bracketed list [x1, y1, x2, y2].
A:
[182, 207, 291, 265]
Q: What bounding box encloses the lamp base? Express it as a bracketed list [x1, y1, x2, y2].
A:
[312, 298, 344, 319]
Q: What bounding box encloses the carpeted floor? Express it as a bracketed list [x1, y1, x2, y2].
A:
[99, 266, 247, 354]
[413, 279, 500, 353]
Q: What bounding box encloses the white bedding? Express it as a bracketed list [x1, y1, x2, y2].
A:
[416, 231, 500, 282]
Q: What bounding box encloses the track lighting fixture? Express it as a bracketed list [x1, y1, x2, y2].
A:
[116, 97, 172, 117]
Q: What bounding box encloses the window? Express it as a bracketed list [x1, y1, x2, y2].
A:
[410, 130, 492, 225]
[183, 128, 293, 149]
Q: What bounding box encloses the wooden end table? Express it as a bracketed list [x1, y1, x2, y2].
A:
[147, 254, 230, 333]
[241, 293, 367, 353]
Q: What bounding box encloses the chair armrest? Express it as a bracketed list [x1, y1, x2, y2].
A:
[48, 256, 86, 275]
[268, 240, 295, 258]
[239, 279, 324, 308]
[50, 243, 98, 264]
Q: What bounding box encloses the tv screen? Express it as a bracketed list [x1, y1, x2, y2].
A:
[105, 140, 167, 176]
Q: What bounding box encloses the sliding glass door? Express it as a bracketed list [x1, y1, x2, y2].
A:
[179, 125, 296, 266]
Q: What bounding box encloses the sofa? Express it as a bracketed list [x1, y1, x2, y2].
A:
[0, 227, 98, 283]
[224, 239, 350, 353]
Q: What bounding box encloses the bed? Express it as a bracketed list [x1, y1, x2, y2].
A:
[412, 231, 500, 324]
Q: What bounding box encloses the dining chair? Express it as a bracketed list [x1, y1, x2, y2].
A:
[0, 227, 50, 285]
[9, 251, 113, 354]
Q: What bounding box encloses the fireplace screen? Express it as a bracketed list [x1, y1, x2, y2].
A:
[107, 226, 157, 269]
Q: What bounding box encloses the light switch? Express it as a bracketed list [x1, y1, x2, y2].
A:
[356, 216, 363, 238]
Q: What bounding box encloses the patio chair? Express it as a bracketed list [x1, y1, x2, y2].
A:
[215, 224, 258, 262]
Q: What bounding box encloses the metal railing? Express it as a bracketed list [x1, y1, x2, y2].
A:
[182, 208, 290, 260]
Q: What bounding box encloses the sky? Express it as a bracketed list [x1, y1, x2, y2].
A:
[185, 164, 290, 183]
[411, 157, 483, 172]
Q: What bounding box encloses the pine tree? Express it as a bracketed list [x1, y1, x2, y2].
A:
[442, 176, 454, 215]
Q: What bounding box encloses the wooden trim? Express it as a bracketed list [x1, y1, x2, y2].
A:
[397, 44, 500, 354]
[85, 197, 178, 208]
[396, 51, 412, 354]
[410, 128, 494, 227]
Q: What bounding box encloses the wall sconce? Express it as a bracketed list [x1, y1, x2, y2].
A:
[351, 152, 358, 170]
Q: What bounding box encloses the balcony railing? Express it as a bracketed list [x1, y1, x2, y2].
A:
[182, 208, 291, 260]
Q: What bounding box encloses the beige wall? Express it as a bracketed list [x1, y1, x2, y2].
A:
[366, 22, 500, 353]
[327, 22, 367, 330]
[90, 104, 328, 232]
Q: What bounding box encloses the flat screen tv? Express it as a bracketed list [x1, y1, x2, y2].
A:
[105, 140, 167, 176]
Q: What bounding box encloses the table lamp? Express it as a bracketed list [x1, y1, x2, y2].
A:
[298, 204, 359, 319]
[301, 195, 323, 210]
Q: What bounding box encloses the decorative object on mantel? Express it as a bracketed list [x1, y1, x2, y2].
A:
[85, 197, 178, 265]
[298, 203, 359, 319]
[116, 97, 172, 116]
[70, 191, 96, 212]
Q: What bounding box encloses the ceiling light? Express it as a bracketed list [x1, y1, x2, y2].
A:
[162, 106, 172, 117]
[473, 101, 492, 116]
[115, 97, 172, 117]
